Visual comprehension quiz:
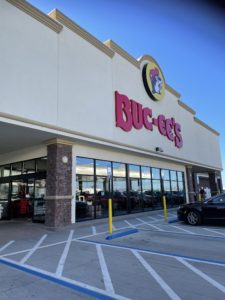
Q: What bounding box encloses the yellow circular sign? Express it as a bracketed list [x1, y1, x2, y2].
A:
[142, 61, 165, 101]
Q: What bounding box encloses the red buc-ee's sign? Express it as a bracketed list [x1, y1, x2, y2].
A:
[115, 91, 183, 149]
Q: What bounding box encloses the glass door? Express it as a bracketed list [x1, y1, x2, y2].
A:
[10, 180, 29, 218]
[0, 182, 10, 220]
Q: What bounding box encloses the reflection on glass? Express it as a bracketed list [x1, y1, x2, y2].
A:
[0, 183, 9, 199]
[161, 169, 170, 180]
[113, 177, 127, 215]
[129, 165, 140, 178]
[76, 175, 94, 220]
[178, 181, 184, 192]
[23, 160, 35, 174]
[36, 157, 47, 172]
[130, 177, 142, 212]
[142, 179, 153, 210]
[141, 166, 151, 179]
[113, 162, 126, 177]
[152, 179, 162, 208]
[177, 172, 183, 182]
[76, 157, 94, 175]
[0, 165, 10, 177]
[152, 168, 160, 179]
[163, 181, 171, 192]
[96, 160, 111, 176]
[170, 171, 177, 181]
[96, 176, 110, 218]
[171, 181, 178, 191]
[11, 162, 22, 176]
[33, 179, 46, 221]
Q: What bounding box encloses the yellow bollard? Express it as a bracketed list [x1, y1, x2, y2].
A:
[108, 198, 113, 234]
[163, 195, 167, 222]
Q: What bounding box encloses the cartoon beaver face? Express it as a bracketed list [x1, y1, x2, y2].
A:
[150, 68, 162, 95]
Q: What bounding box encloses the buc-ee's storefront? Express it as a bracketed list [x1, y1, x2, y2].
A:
[0, 0, 223, 227]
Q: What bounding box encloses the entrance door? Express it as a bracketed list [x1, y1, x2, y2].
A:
[10, 180, 32, 218]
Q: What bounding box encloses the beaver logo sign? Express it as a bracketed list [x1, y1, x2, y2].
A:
[142, 60, 165, 101]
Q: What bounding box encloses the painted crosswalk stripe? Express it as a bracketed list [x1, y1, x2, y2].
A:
[0, 241, 15, 253]
[136, 218, 164, 231]
[20, 234, 47, 264]
[177, 257, 225, 294]
[132, 250, 181, 300]
[96, 244, 115, 294]
[92, 226, 115, 294]
[171, 225, 195, 234]
[56, 230, 74, 277]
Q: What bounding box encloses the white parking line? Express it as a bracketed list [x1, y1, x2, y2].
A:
[20, 234, 47, 264]
[177, 258, 225, 294]
[202, 228, 225, 237]
[147, 216, 157, 221]
[124, 220, 134, 228]
[124, 220, 140, 228]
[1, 256, 131, 300]
[0, 240, 15, 253]
[136, 218, 164, 231]
[92, 226, 97, 235]
[167, 213, 177, 217]
[112, 224, 116, 231]
[132, 250, 181, 300]
[170, 225, 195, 234]
[55, 230, 74, 277]
[96, 244, 115, 294]
[92, 226, 115, 294]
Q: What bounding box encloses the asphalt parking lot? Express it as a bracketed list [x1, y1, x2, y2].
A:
[1, 209, 225, 300]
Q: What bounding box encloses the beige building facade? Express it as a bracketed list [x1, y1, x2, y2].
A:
[0, 0, 223, 226]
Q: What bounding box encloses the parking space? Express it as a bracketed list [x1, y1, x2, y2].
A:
[1, 210, 225, 299]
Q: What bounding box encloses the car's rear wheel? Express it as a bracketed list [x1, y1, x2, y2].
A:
[186, 210, 202, 225]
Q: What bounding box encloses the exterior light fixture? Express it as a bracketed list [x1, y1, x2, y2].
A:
[155, 147, 163, 153]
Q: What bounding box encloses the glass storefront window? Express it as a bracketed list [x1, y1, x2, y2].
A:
[161, 169, 170, 180]
[76, 175, 94, 220]
[0, 165, 11, 177]
[129, 165, 140, 178]
[170, 170, 177, 181]
[178, 181, 184, 192]
[171, 181, 178, 191]
[23, 160, 35, 174]
[152, 168, 160, 179]
[11, 162, 22, 176]
[141, 166, 151, 179]
[96, 160, 111, 176]
[76, 157, 94, 175]
[36, 157, 47, 172]
[113, 177, 127, 214]
[113, 162, 126, 177]
[33, 179, 46, 221]
[0, 183, 9, 199]
[177, 171, 183, 182]
[163, 181, 171, 192]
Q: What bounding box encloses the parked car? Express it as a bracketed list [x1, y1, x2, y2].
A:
[177, 193, 225, 225]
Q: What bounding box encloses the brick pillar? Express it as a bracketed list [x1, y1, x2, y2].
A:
[45, 139, 73, 227]
[185, 166, 195, 203]
[209, 171, 219, 196]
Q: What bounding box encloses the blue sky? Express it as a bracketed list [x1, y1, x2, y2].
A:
[28, 0, 225, 187]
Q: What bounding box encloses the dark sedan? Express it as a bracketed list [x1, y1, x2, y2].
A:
[177, 193, 225, 225]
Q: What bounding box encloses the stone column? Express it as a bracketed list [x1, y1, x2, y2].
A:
[185, 166, 195, 203]
[209, 171, 220, 196]
[45, 139, 73, 227]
